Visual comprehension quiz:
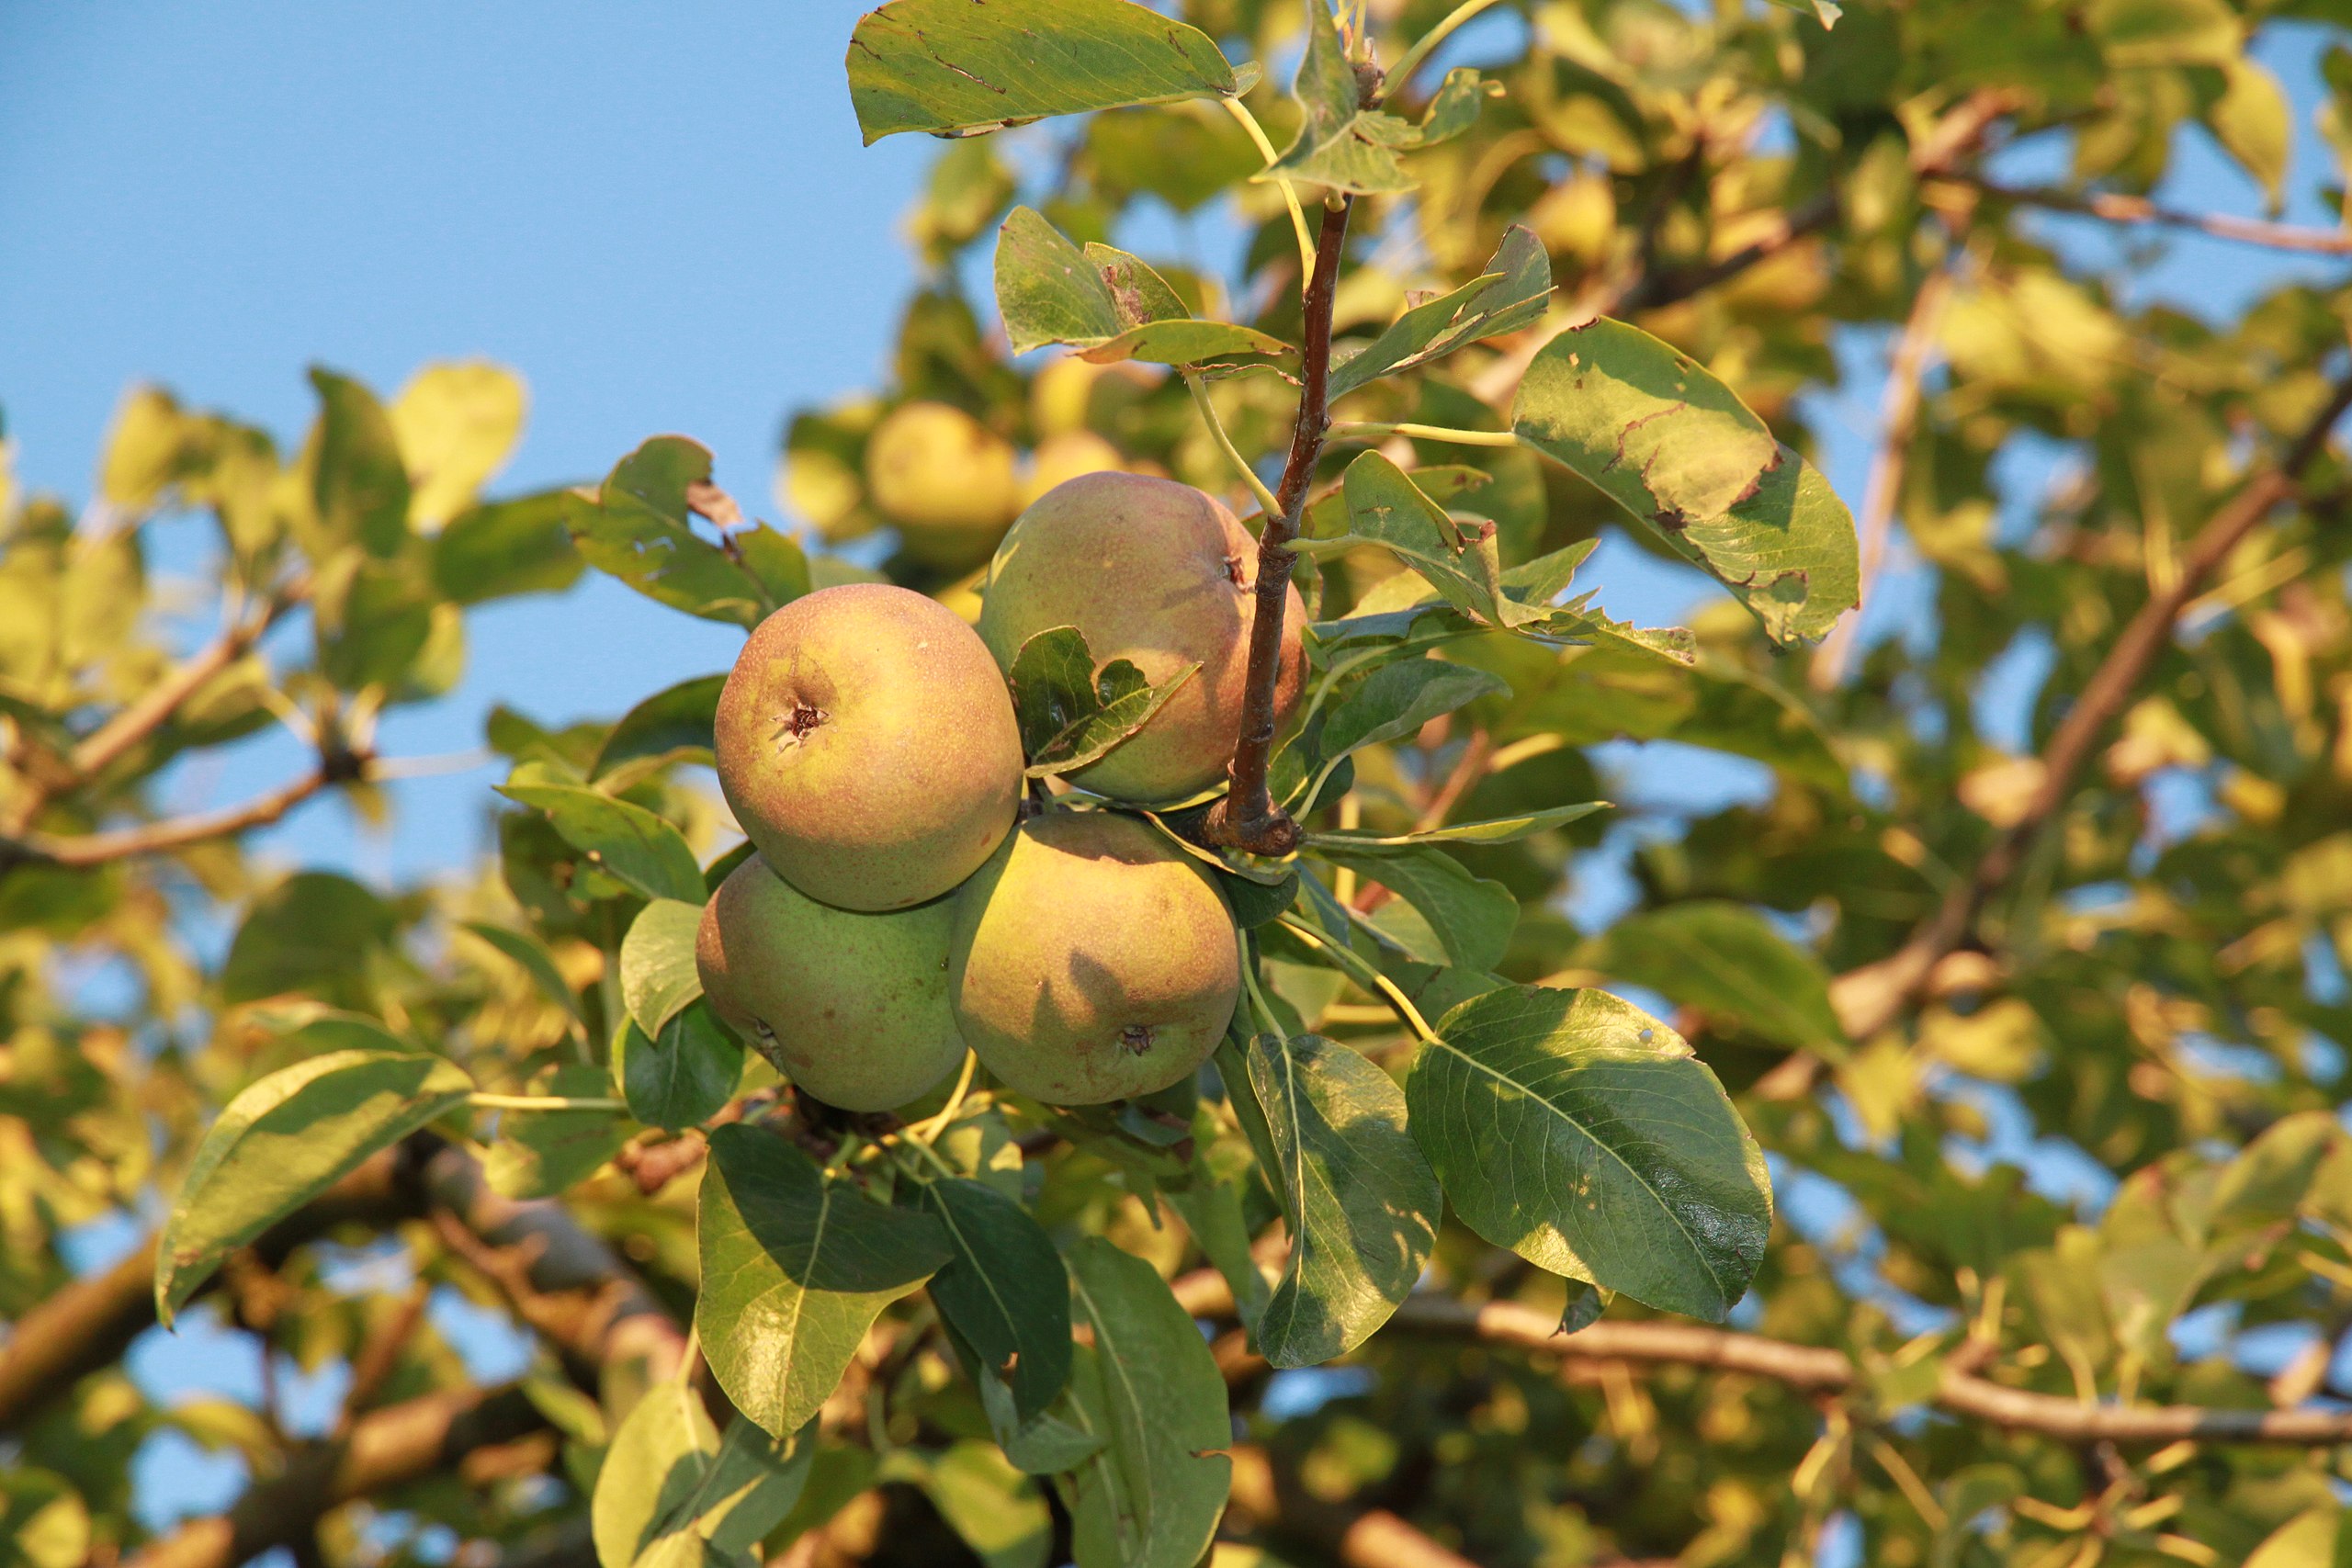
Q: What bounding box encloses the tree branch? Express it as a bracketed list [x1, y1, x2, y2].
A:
[1830, 365, 2352, 1041]
[11, 757, 354, 870]
[1205, 196, 1353, 856]
[1935, 174, 2352, 255]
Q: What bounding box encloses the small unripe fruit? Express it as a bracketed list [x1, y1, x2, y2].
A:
[697, 855, 964, 1111]
[716, 583, 1023, 911]
[978, 472, 1306, 803]
[1018, 430, 1124, 508]
[864, 400, 1020, 569]
[948, 810, 1240, 1105]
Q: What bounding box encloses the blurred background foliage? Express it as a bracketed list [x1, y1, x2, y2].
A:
[8, 1, 2352, 1566]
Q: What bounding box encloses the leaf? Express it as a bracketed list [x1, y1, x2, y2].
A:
[618, 1002, 743, 1131]
[1317, 657, 1509, 761]
[1313, 843, 1518, 971]
[848, 0, 1238, 144]
[1408, 987, 1772, 1320]
[484, 1064, 629, 1200]
[461, 920, 582, 1022]
[1261, 4, 1487, 194]
[1057, 1238, 1232, 1568]
[907, 1177, 1073, 1421]
[220, 872, 399, 1010]
[995, 208, 1288, 366]
[2210, 58, 2291, 207]
[499, 783, 707, 903]
[621, 897, 706, 1042]
[594, 1379, 815, 1568]
[1512, 321, 1858, 646]
[389, 361, 526, 529]
[568, 438, 773, 629]
[975, 1358, 1107, 1475]
[921, 1441, 1053, 1568]
[593, 673, 726, 782]
[696, 1124, 952, 1437]
[1581, 902, 1848, 1056]
[309, 367, 412, 558]
[434, 491, 585, 604]
[156, 1043, 474, 1324]
[1227, 1032, 1439, 1368]
[1306, 801, 1608, 849]
[1329, 227, 1553, 398]
[1005, 624, 1201, 777]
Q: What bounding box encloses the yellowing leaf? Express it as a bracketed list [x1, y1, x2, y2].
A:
[390, 362, 527, 530]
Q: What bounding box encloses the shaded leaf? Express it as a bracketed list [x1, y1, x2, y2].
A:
[593, 673, 725, 782]
[568, 438, 772, 628]
[461, 920, 583, 1022]
[995, 207, 1288, 365]
[594, 1377, 814, 1568]
[434, 491, 585, 604]
[1581, 901, 1848, 1056]
[696, 1124, 952, 1436]
[1005, 624, 1200, 777]
[483, 1064, 628, 1201]
[1313, 843, 1518, 971]
[499, 782, 706, 903]
[618, 1002, 742, 1131]
[908, 1177, 1073, 1421]
[309, 367, 411, 558]
[921, 1441, 1053, 1568]
[1329, 225, 1551, 398]
[1408, 987, 1771, 1320]
[1317, 656, 1509, 761]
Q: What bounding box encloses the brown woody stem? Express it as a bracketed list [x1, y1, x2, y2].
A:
[1206, 197, 1352, 856]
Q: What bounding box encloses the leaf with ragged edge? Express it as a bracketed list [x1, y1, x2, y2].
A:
[1581, 901, 1848, 1057]
[1317, 657, 1510, 761]
[621, 898, 705, 1038]
[1057, 1238, 1232, 1568]
[696, 1125, 952, 1437]
[1227, 1032, 1439, 1368]
[1262, 6, 1488, 194]
[1005, 624, 1201, 777]
[847, 0, 1238, 145]
[1512, 321, 1858, 646]
[905, 1178, 1072, 1420]
[1306, 800, 1609, 849]
[309, 367, 412, 558]
[1314, 842, 1518, 971]
[1298, 452, 1520, 627]
[995, 209, 1288, 366]
[498, 783, 706, 903]
[618, 1002, 741, 1131]
[567, 438, 772, 629]
[593, 673, 725, 782]
[156, 1042, 474, 1324]
[1408, 987, 1771, 1321]
[434, 491, 584, 604]
[594, 1377, 814, 1568]
[1329, 227, 1553, 399]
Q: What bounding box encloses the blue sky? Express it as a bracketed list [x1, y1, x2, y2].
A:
[6, 0, 2346, 1549]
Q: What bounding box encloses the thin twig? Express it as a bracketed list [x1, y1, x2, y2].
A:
[1385, 0, 1503, 96]
[1938, 174, 2352, 255]
[14, 762, 347, 869]
[1224, 96, 1317, 284]
[1184, 369, 1287, 522]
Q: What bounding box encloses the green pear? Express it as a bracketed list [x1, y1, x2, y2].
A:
[948, 810, 1240, 1105]
[696, 854, 965, 1111]
[864, 400, 1021, 569]
[976, 471, 1306, 803]
[715, 582, 1023, 911]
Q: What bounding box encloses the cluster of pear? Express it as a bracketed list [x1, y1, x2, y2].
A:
[696, 471, 1306, 1111]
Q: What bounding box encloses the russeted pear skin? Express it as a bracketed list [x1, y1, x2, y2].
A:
[977, 471, 1306, 803]
[696, 854, 965, 1112]
[715, 583, 1022, 911]
[947, 810, 1241, 1105]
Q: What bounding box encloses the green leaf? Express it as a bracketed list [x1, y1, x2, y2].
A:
[696, 1124, 952, 1437]
[1580, 901, 1848, 1056]
[921, 1441, 1053, 1568]
[618, 1002, 742, 1131]
[1313, 843, 1518, 971]
[848, 0, 1239, 144]
[1005, 624, 1202, 778]
[1317, 657, 1509, 761]
[908, 1177, 1073, 1421]
[498, 783, 706, 903]
[1262, 0, 1490, 197]
[994, 208, 1289, 366]
[594, 1378, 815, 1568]
[1408, 987, 1771, 1320]
[1227, 1032, 1439, 1368]
[975, 1359, 1107, 1475]
[484, 1064, 628, 1200]
[1306, 801, 1608, 849]
[434, 491, 585, 604]
[1057, 1238, 1232, 1568]
[1329, 227, 1553, 399]
[621, 898, 707, 1039]
[220, 872, 399, 1010]
[461, 920, 583, 1022]
[1512, 321, 1858, 646]
[0, 1468, 89, 1568]
[156, 1043, 474, 1324]
[309, 367, 411, 558]
[568, 438, 772, 629]
[592, 673, 725, 783]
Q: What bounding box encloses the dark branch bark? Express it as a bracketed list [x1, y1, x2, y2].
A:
[1831, 366, 2352, 1041]
[1205, 197, 1352, 856]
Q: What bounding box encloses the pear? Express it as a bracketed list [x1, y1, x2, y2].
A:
[976, 471, 1306, 803]
[715, 583, 1023, 911]
[697, 854, 964, 1111]
[865, 400, 1020, 569]
[948, 810, 1240, 1105]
